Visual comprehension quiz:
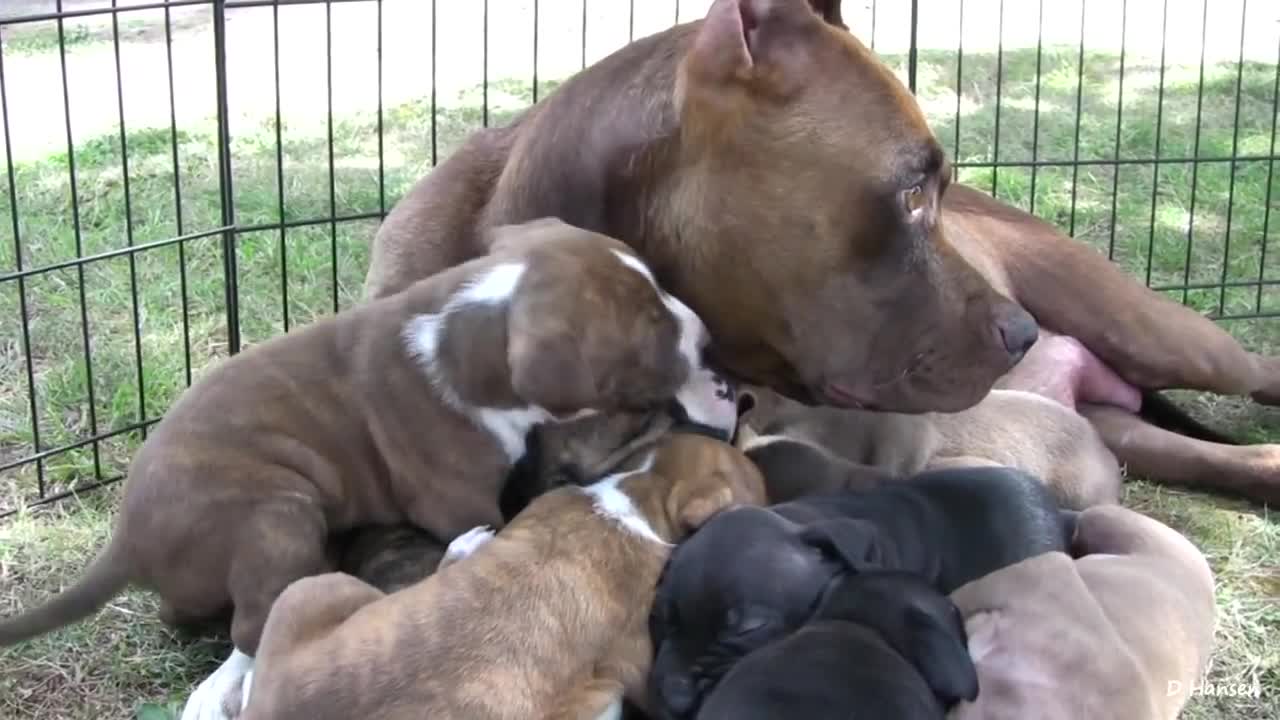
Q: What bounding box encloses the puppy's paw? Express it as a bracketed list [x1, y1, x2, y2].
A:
[442, 525, 496, 566]
[181, 649, 254, 720]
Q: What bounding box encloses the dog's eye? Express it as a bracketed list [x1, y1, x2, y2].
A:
[904, 184, 927, 217]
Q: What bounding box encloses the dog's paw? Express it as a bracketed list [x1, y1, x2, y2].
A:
[181, 649, 254, 720]
[443, 525, 496, 565]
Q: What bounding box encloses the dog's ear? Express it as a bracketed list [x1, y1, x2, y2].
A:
[807, 0, 845, 27]
[507, 306, 599, 416]
[673, 480, 737, 536]
[682, 0, 829, 98]
[797, 518, 890, 571]
[907, 603, 980, 707]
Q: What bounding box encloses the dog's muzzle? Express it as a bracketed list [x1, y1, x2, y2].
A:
[671, 369, 738, 442]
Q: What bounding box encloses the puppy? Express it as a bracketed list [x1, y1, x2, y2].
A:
[693, 571, 978, 720]
[649, 465, 1068, 717]
[0, 219, 740, 720]
[949, 505, 1216, 720]
[240, 433, 768, 720]
[738, 384, 1121, 508]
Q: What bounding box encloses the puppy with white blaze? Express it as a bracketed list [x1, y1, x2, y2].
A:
[0, 218, 739, 720]
[238, 433, 768, 720]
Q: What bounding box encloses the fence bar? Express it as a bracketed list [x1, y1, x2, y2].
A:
[0, 0, 210, 26]
[213, 0, 241, 354]
[990, 0, 1005, 196]
[326, 0, 339, 312]
[163, 2, 194, 388]
[376, 0, 386, 214]
[55, 0, 104, 480]
[1027, 0, 1045, 215]
[907, 0, 918, 94]
[0, 39, 45, 494]
[1179, 0, 1211, 305]
[431, 0, 438, 166]
[1144, 0, 1171, 288]
[483, 0, 489, 128]
[1257, 37, 1280, 315]
[110, 0, 149, 441]
[953, 0, 963, 162]
[1217, 0, 1250, 317]
[1066, 1, 1087, 236]
[533, 0, 540, 103]
[1106, 0, 1129, 261]
[0, 227, 232, 284]
[274, 1, 290, 331]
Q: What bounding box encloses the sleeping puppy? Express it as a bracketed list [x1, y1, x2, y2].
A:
[695, 571, 978, 720]
[949, 504, 1216, 720]
[240, 433, 768, 720]
[649, 465, 1067, 718]
[737, 384, 1121, 508]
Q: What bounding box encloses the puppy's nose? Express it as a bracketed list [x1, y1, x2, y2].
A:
[661, 674, 697, 716]
[994, 307, 1038, 363]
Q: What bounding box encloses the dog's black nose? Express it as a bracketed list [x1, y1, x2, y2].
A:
[661, 674, 697, 716]
[995, 308, 1038, 363]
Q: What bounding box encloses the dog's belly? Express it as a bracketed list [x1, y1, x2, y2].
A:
[996, 333, 1141, 413]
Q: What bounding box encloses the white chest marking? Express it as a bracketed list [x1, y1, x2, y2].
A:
[582, 453, 669, 546]
[403, 262, 554, 463]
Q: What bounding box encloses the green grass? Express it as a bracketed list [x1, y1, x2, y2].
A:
[0, 29, 1276, 720]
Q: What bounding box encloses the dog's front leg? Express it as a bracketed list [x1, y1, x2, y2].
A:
[957, 188, 1279, 402]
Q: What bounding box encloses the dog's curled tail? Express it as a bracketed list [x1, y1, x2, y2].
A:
[0, 542, 130, 646]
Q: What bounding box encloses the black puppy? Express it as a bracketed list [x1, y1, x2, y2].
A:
[649, 465, 1066, 719]
[697, 571, 978, 720]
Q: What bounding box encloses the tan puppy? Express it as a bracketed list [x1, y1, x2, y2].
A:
[949, 505, 1216, 720]
[736, 385, 1121, 509]
[0, 219, 739, 720]
[241, 433, 768, 720]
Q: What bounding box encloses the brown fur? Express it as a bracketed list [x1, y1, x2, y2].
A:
[0, 221, 714, 655]
[363, 0, 1280, 503]
[364, 0, 1038, 415]
[737, 384, 1121, 509]
[242, 434, 768, 720]
[949, 505, 1216, 720]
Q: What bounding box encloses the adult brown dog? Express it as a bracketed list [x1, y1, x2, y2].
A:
[949, 505, 1217, 720]
[240, 433, 768, 720]
[0, 221, 739, 720]
[364, 0, 1280, 503]
[365, 0, 1039, 415]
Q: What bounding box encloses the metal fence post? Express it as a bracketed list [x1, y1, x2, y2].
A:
[908, 0, 919, 94]
[213, 0, 240, 355]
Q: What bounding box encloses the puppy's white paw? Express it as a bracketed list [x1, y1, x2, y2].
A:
[593, 697, 624, 720]
[181, 649, 254, 720]
[443, 525, 496, 564]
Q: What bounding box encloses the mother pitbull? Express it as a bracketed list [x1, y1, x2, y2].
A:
[365, 0, 1038, 414]
[369, 0, 1280, 503]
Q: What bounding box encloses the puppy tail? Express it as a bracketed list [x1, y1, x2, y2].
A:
[0, 541, 130, 646]
[1138, 390, 1240, 445]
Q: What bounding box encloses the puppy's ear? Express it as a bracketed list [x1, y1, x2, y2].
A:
[508, 320, 598, 415]
[798, 518, 893, 571]
[907, 603, 980, 707]
[675, 484, 736, 536]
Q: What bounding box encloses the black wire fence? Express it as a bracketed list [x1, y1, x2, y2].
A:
[0, 0, 1277, 516]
